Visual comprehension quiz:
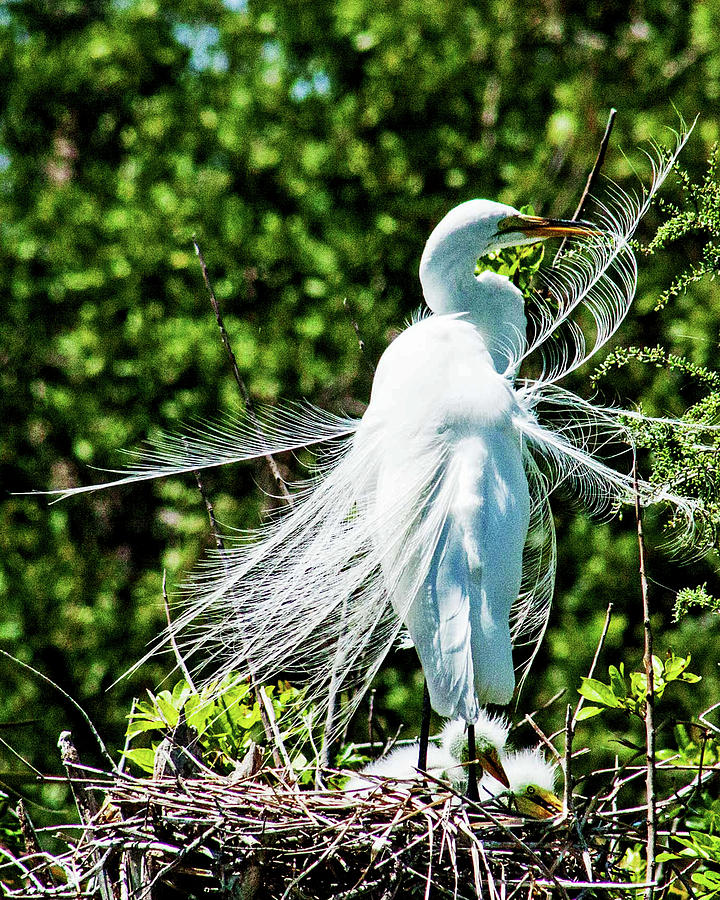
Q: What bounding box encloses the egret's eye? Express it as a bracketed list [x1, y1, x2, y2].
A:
[526, 786, 536, 795]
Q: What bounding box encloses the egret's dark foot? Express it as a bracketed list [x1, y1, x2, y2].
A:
[418, 680, 431, 770]
[466, 723, 479, 802]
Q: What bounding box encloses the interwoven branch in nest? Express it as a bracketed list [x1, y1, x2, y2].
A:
[4, 754, 710, 900]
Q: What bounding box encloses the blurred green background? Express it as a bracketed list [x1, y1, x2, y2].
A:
[2, 0, 720, 817]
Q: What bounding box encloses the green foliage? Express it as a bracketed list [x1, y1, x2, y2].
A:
[575, 657, 720, 895]
[476, 205, 546, 294]
[2, 0, 720, 826]
[674, 583, 720, 621]
[643, 144, 720, 310]
[123, 676, 326, 785]
[577, 652, 701, 719]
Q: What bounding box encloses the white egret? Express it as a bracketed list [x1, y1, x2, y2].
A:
[37, 130, 702, 779]
[345, 708, 509, 795]
[439, 715, 561, 818]
[439, 710, 510, 789]
[346, 713, 561, 820]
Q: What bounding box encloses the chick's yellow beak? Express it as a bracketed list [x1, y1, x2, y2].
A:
[513, 785, 564, 820]
[497, 213, 599, 239]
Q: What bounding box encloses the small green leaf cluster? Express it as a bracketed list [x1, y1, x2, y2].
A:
[577, 652, 701, 720]
[123, 675, 321, 785]
[592, 343, 720, 549]
[674, 583, 720, 622]
[657, 832, 720, 897]
[475, 206, 546, 296]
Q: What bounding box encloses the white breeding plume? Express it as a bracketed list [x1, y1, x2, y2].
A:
[37, 128, 706, 737]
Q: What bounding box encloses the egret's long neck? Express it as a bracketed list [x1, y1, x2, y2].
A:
[419, 231, 482, 314]
[420, 236, 527, 375]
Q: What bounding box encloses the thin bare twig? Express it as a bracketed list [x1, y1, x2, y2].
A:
[633, 452, 657, 900]
[572, 602, 614, 729]
[563, 704, 574, 817]
[553, 107, 618, 264]
[0, 650, 117, 773]
[191, 456, 225, 553]
[192, 238, 292, 505]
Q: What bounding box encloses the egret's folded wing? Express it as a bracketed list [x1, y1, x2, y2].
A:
[27, 402, 359, 502]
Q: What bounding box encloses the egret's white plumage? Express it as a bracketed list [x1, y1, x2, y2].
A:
[485, 747, 557, 797]
[343, 743, 457, 795]
[37, 128, 707, 739]
[439, 710, 510, 764]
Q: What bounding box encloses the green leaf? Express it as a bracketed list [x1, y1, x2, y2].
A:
[122, 748, 157, 774]
[576, 705, 604, 720]
[655, 851, 682, 863]
[609, 665, 627, 699]
[578, 678, 621, 708]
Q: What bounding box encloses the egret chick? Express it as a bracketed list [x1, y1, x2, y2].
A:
[439, 710, 510, 790]
[481, 747, 562, 819]
[344, 742, 457, 795]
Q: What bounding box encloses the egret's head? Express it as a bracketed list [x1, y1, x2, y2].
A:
[513, 783, 563, 819]
[419, 198, 596, 314]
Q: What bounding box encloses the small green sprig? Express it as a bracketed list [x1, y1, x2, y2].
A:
[674, 583, 720, 622]
[577, 652, 700, 720]
[641, 144, 720, 309]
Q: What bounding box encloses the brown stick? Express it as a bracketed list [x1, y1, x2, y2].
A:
[192, 238, 292, 505]
[190, 450, 225, 553]
[633, 453, 657, 899]
[563, 703, 574, 817]
[553, 108, 617, 265]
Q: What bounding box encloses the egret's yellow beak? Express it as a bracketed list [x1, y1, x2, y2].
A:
[476, 746, 510, 788]
[512, 785, 564, 820]
[497, 214, 599, 239]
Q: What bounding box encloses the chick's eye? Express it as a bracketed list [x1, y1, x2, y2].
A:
[526, 786, 535, 795]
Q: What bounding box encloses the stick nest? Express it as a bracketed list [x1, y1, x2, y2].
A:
[3, 759, 651, 900]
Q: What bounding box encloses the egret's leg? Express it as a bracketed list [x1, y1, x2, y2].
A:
[417, 680, 431, 770]
[467, 723, 479, 802]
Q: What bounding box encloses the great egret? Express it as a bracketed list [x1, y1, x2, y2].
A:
[37, 130, 701, 771]
[346, 712, 561, 820]
[343, 743, 457, 795]
[440, 709, 510, 789]
[439, 715, 561, 819]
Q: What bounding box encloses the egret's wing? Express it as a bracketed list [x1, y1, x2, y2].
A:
[518, 125, 694, 385]
[396, 433, 529, 720]
[29, 402, 358, 502]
